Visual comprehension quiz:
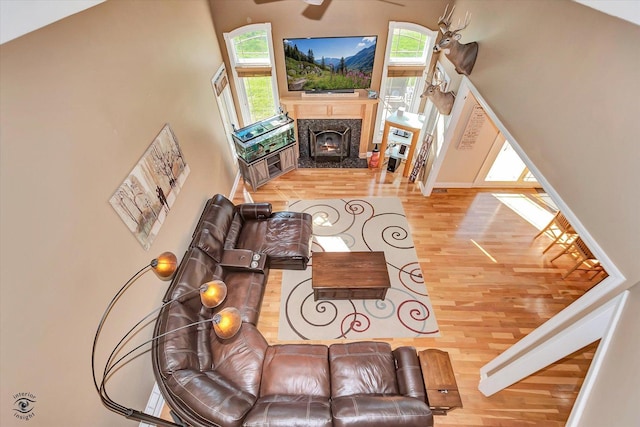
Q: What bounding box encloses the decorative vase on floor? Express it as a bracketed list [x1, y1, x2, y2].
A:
[369, 144, 380, 168]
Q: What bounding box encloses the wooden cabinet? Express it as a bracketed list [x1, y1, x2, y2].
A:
[280, 143, 297, 170]
[295, 104, 329, 117]
[238, 143, 296, 191]
[418, 349, 463, 415]
[292, 103, 364, 118]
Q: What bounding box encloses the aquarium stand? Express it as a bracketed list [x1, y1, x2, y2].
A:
[232, 113, 298, 191]
[238, 142, 297, 191]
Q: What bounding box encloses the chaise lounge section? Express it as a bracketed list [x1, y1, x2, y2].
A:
[152, 194, 433, 427]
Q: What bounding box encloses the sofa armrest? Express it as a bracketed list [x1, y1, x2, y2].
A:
[220, 249, 267, 273]
[393, 346, 427, 401]
[237, 203, 272, 220]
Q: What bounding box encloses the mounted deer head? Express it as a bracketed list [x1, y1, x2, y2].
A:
[420, 70, 455, 115]
[434, 4, 478, 76]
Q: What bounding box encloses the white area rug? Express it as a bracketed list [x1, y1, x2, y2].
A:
[278, 197, 440, 340]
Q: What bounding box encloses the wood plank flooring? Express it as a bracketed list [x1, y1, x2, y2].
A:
[232, 167, 603, 426]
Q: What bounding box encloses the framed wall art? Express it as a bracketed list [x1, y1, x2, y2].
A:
[109, 124, 190, 250]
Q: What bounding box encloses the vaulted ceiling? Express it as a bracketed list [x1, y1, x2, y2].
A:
[1, 0, 638, 45]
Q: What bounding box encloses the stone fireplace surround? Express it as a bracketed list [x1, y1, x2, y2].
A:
[280, 93, 379, 168]
[297, 119, 367, 168]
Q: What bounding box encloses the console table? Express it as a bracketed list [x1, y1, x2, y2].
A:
[280, 92, 379, 159]
[378, 111, 424, 177]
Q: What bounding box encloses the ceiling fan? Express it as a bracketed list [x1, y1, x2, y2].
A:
[255, 0, 404, 20]
[301, 0, 404, 5]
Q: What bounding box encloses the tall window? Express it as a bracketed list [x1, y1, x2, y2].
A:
[375, 22, 436, 139]
[224, 23, 279, 125]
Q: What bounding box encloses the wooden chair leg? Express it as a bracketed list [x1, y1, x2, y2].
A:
[550, 246, 570, 262]
[562, 259, 585, 279]
[542, 234, 563, 253]
[534, 224, 551, 239]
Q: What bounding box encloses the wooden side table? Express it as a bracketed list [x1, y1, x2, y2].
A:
[418, 349, 462, 415]
[378, 111, 423, 177]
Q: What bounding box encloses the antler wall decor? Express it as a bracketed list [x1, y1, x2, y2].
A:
[434, 4, 479, 76]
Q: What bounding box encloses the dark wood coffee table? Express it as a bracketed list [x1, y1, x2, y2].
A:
[312, 251, 391, 301]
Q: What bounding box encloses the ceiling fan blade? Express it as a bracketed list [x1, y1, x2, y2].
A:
[302, 0, 331, 19]
[377, 0, 405, 5]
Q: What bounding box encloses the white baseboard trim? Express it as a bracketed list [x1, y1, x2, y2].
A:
[230, 171, 241, 200]
[139, 382, 165, 427]
[434, 182, 473, 188]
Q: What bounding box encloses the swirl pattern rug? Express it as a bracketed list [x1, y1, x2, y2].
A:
[279, 197, 440, 340]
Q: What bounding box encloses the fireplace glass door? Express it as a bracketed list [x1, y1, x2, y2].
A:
[309, 128, 351, 162]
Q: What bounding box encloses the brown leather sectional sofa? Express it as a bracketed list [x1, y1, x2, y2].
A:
[152, 194, 434, 427]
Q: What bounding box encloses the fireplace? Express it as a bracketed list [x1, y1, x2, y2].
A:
[297, 119, 367, 168]
[309, 128, 351, 162]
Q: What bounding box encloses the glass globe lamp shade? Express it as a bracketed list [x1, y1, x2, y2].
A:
[200, 280, 228, 309]
[151, 252, 178, 280]
[212, 307, 242, 339]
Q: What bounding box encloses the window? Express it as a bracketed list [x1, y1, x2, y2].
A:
[375, 22, 436, 140]
[224, 23, 279, 125]
[389, 27, 430, 64]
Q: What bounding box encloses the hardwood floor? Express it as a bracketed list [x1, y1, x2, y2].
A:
[232, 167, 603, 426]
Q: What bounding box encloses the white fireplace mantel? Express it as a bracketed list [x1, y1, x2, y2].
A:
[280, 92, 379, 158]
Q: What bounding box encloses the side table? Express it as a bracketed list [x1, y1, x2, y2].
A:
[378, 111, 423, 177]
[418, 349, 462, 415]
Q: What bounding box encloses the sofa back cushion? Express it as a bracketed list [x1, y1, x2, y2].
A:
[223, 213, 243, 250]
[260, 344, 330, 398]
[156, 248, 222, 375]
[211, 323, 268, 398]
[155, 301, 201, 375]
[329, 342, 399, 398]
[192, 228, 225, 262]
[192, 194, 236, 260]
[165, 247, 221, 313]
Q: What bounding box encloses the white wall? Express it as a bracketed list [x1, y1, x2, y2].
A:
[574, 282, 640, 426]
[434, 93, 499, 187]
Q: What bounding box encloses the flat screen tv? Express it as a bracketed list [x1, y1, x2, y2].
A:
[283, 35, 377, 92]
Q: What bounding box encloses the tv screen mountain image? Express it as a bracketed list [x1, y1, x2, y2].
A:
[284, 35, 377, 92]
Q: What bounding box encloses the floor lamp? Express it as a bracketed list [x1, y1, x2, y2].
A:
[91, 252, 241, 426]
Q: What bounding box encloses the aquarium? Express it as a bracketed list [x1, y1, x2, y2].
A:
[232, 113, 295, 163]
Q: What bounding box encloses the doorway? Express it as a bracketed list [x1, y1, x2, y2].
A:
[474, 134, 539, 187]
